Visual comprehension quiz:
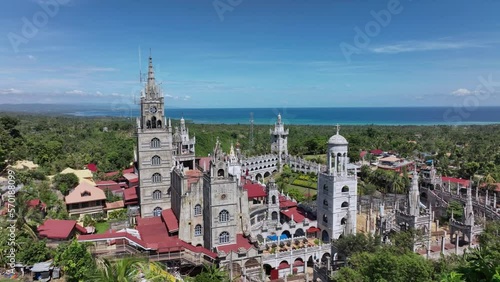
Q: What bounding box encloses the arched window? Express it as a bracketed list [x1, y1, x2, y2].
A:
[157, 120, 162, 128]
[341, 217, 347, 225]
[152, 190, 162, 200]
[151, 116, 157, 129]
[323, 214, 328, 223]
[217, 169, 225, 178]
[323, 184, 328, 192]
[323, 199, 328, 206]
[271, 195, 276, 204]
[219, 231, 230, 244]
[153, 207, 162, 217]
[219, 210, 229, 222]
[272, 211, 278, 220]
[341, 201, 349, 208]
[146, 120, 151, 129]
[342, 186, 349, 192]
[151, 138, 160, 148]
[152, 155, 161, 166]
[194, 204, 202, 216]
[195, 224, 202, 236]
[152, 173, 162, 183]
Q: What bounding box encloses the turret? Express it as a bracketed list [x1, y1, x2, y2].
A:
[408, 168, 420, 217]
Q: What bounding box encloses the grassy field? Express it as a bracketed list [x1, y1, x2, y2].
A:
[95, 221, 110, 234]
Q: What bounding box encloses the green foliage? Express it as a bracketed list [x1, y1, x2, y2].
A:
[54, 240, 95, 282]
[193, 264, 230, 282]
[53, 173, 79, 196]
[333, 248, 434, 282]
[16, 239, 52, 265]
[90, 257, 145, 282]
[83, 214, 96, 227]
[446, 201, 464, 221]
[333, 233, 381, 259]
[108, 209, 128, 221]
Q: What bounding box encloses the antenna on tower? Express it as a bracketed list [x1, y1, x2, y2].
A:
[249, 112, 254, 150]
[139, 46, 143, 83]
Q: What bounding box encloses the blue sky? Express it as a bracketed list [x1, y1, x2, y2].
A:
[1, 0, 500, 108]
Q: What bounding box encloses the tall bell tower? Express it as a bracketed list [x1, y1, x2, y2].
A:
[136, 56, 174, 217]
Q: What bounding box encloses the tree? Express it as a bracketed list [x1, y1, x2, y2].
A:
[16, 239, 52, 265]
[55, 240, 95, 282]
[90, 257, 144, 282]
[193, 264, 230, 282]
[53, 173, 79, 196]
[332, 248, 434, 282]
[333, 233, 380, 260]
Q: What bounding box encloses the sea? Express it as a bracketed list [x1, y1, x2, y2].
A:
[1, 104, 500, 126]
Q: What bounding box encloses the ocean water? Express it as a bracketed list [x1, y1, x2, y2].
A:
[67, 106, 500, 126]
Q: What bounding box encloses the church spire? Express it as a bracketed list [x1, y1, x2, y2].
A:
[147, 55, 156, 99]
[464, 184, 474, 226]
[408, 167, 420, 216]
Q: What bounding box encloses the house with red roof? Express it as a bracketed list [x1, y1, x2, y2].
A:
[442, 177, 471, 193]
[65, 182, 106, 216]
[38, 219, 87, 242]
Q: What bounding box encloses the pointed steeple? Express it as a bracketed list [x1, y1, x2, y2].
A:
[408, 167, 420, 216]
[146, 55, 157, 99]
[277, 113, 282, 124]
[464, 185, 474, 226]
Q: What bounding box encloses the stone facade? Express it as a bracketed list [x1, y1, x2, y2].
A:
[136, 56, 174, 217]
[317, 127, 357, 242]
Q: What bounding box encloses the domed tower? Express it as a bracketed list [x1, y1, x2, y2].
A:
[316, 125, 357, 242]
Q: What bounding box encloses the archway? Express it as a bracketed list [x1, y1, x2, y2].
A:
[256, 173, 263, 182]
[294, 228, 305, 237]
[264, 171, 271, 178]
[245, 258, 260, 269]
[341, 201, 349, 208]
[281, 230, 291, 239]
[321, 252, 331, 263]
[321, 230, 330, 243]
[263, 264, 273, 275]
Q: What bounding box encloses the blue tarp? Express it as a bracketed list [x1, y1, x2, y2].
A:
[267, 234, 288, 241]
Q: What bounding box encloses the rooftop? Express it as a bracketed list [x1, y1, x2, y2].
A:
[38, 219, 86, 240]
[65, 182, 106, 204]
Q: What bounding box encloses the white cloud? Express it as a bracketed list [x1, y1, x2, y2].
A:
[96, 91, 103, 96]
[183, 95, 191, 101]
[371, 40, 486, 54]
[451, 88, 473, 96]
[65, 89, 85, 95]
[27, 55, 36, 61]
[0, 88, 23, 95]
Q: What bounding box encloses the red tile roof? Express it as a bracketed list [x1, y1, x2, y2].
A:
[480, 183, 500, 192]
[217, 234, 254, 254]
[105, 200, 125, 210]
[123, 187, 138, 203]
[79, 216, 217, 259]
[442, 177, 470, 187]
[243, 183, 267, 199]
[360, 151, 367, 158]
[86, 163, 98, 172]
[185, 170, 203, 187]
[38, 219, 86, 240]
[306, 226, 320, 233]
[280, 207, 307, 223]
[198, 157, 211, 171]
[27, 199, 47, 209]
[370, 149, 384, 155]
[105, 167, 135, 177]
[279, 195, 297, 209]
[161, 209, 179, 233]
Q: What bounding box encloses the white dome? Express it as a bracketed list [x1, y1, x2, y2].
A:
[328, 134, 348, 145]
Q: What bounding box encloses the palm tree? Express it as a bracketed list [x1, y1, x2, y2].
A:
[90, 257, 144, 282]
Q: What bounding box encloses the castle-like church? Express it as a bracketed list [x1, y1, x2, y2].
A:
[133, 57, 358, 280]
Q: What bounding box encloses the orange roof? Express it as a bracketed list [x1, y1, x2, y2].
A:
[65, 182, 106, 204]
[105, 200, 124, 210]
